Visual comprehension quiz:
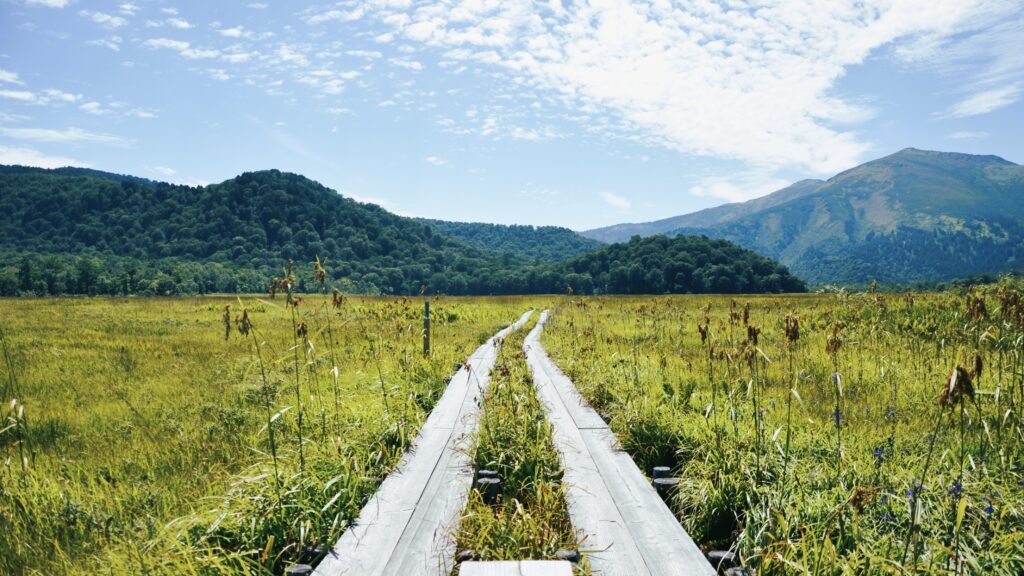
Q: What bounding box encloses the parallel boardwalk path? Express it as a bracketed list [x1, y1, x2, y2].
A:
[314, 311, 534, 576]
[524, 311, 715, 576]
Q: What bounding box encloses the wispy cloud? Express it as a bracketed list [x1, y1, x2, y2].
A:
[0, 88, 82, 105]
[424, 155, 448, 166]
[0, 126, 130, 146]
[0, 69, 24, 85]
[688, 173, 791, 203]
[0, 145, 89, 168]
[25, 0, 69, 8]
[341, 0, 1006, 175]
[600, 191, 630, 209]
[80, 10, 128, 28]
[942, 84, 1022, 118]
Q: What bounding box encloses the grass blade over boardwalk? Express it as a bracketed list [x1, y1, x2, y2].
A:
[524, 311, 714, 576]
[314, 310, 533, 576]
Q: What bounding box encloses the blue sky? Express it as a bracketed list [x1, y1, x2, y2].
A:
[1, 0, 1022, 230]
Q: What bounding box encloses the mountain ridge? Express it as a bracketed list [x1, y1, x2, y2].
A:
[584, 148, 1024, 284]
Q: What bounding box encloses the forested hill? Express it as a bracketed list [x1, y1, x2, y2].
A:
[418, 218, 603, 261]
[552, 235, 806, 294]
[0, 165, 805, 295]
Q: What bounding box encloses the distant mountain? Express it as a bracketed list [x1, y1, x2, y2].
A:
[583, 148, 1024, 284]
[418, 218, 603, 261]
[0, 165, 805, 295]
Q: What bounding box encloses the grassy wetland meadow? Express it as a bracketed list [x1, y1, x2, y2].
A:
[2, 272, 1023, 575]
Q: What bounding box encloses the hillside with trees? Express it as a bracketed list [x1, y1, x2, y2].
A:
[418, 218, 603, 261]
[0, 165, 804, 295]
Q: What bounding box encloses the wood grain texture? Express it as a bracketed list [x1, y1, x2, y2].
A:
[460, 560, 574, 576]
[524, 311, 715, 576]
[314, 311, 534, 576]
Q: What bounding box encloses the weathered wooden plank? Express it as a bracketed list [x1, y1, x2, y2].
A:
[524, 311, 715, 576]
[460, 560, 574, 576]
[314, 311, 534, 576]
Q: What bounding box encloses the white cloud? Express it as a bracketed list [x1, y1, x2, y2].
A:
[0, 69, 24, 85]
[119, 3, 138, 16]
[26, 0, 69, 7]
[361, 0, 1010, 175]
[79, 101, 107, 115]
[153, 166, 176, 176]
[0, 145, 88, 168]
[688, 173, 791, 203]
[389, 58, 423, 70]
[942, 83, 1021, 118]
[220, 26, 245, 38]
[424, 155, 448, 166]
[0, 88, 83, 105]
[0, 89, 35, 102]
[307, 8, 365, 25]
[346, 50, 382, 59]
[0, 126, 129, 146]
[144, 38, 190, 51]
[600, 191, 630, 209]
[87, 36, 122, 51]
[248, 3, 268, 9]
[80, 10, 128, 28]
[167, 17, 192, 29]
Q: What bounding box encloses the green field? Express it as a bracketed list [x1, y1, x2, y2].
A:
[2, 284, 1023, 575]
[0, 294, 537, 575]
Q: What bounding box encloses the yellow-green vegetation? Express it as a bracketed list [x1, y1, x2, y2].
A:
[0, 287, 534, 575]
[543, 284, 1024, 575]
[454, 315, 583, 571]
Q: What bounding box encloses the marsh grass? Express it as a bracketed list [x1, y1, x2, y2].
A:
[0, 293, 534, 575]
[544, 285, 1024, 574]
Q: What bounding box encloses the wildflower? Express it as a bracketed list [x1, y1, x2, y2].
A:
[885, 405, 896, 421]
[873, 447, 887, 466]
[947, 481, 962, 497]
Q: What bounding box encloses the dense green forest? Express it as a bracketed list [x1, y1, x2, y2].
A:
[418, 218, 603, 261]
[0, 166, 805, 295]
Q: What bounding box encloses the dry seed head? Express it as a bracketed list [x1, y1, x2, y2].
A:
[746, 324, 760, 346]
[972, 350, 983, 379]
[331, 288, 344, 309]
[742, 302, 750, 326]
[297, 322, 308, 339]
[825, 320, 843, 355]
[784, 314, 800, 343]
[940, 365, 975, 408]
[222, 305, 231, 340]
[236, 310, 252, 337]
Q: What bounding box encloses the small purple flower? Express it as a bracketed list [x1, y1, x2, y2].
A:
[874, 447, 887, 466]
[947, 482, 962, 497]
[832, 408, 842, 428]
[984, 504, 995, 515]
[885, 405, 896, 420]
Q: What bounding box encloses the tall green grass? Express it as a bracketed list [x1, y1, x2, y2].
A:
[544, 285, 1024, 574]
[0, 293, 535, 574]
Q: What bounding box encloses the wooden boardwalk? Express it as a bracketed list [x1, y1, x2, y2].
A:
[524, 311, 715, 576]
[313, 311, 534, 576]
